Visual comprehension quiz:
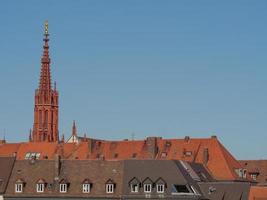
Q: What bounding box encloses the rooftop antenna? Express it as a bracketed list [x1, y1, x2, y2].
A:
[3, 128, 6, 141]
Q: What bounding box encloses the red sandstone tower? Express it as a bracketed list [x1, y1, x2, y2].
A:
[32, 22, 59, 142]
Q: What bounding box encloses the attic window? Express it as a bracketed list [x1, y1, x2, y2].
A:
[131, 184, 139, 193]
[172, 185, 191, 194]
[59, 184, 67, 193]
[36, 183, 45, 193]
[129, 177, 140, 193]
[15, 179, 24, 193]
[82, 184, 91, 193]
[106, 179, 115, 194]
[15, 183, 23, 193]
[106, 184, 114, 193]
[157, 184, 164, 193]
[144, 184, 152, 193]
[235, 168, 246, 178]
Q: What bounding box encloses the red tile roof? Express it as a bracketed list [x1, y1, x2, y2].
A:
[249, 186, 267, 200]
[240, 160, 267, 185]
[0, 136, 245, 181]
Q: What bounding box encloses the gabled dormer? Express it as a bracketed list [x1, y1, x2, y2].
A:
[105, 179, 116, 194]
[36, 178, 46, 193]
[59, 178, 69, 193]
[155, 177, 166, 193]
[142, 177, 153, 193]
[82, 178, 92, 193]
[15, 178, 25, 193]
[129, 177, 141, 193]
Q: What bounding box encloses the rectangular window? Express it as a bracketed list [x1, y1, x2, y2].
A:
[59, 184, 67, 193]
[251, 174, 257, 180]
[36, 183, 44, 193]
[15, 183, 23, 193]
[131, 184, 139, 193]
[82, 184, 90, 193]
[144, 184, 152, 193]
[106, 184, 114, 193]
[172, 185, 190, 193]
[157, 184, 164, 193]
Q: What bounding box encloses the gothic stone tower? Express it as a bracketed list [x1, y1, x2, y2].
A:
[32, 22, 59, 142]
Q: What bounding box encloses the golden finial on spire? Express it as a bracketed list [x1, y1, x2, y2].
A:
[44, 21, 49, 35]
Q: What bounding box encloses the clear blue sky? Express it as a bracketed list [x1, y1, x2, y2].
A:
[0, 1, 266, 159]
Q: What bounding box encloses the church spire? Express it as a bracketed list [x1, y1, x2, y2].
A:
[32, 21, 59, 143]
[72, 120, 77, 136]
[39, 21, 51, 92]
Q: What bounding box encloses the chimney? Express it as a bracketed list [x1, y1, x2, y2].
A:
[211, 135, 217, 139]
[54, 154, 61, 179]
[203, 148, 209, 166]
[184, 136, 190, 142]
[146, 137, 158, 159]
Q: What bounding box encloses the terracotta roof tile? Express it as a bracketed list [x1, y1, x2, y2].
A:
[249, 186, 267, 200]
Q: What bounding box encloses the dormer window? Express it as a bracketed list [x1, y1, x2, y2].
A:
[36, 179, 46, 193]
[82, 179, 91, 193]
[15, 183, 23, 193]
[15, 179, 24, 193]
[157, 184, 164, 193]
[155, 178, 166, 194]
[144, 184, 152, 193]
[235, 168, 247, 178]
[106, 184, 114, 193]
[129, 177, 140, 193]
[60, 184, 67, 193]
[142, 177, 153, 193]
[131, 184, 139, 193]
[83, 184, 90, 193]
[59, 179, 69, 193]
[36, 183, 44, 193]
[106, 179, 115, 194]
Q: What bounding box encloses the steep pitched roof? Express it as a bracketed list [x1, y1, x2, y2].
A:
[5, 159, 124, 198]
[248, 186, 267, 200]
[15, 142, 58, 160]
[0, 143, 21, 157]
[122, 160, 204, 199]
[0, 136, 245, 181]
[199, 182, 250, 200]
[0, 157, 16, 194]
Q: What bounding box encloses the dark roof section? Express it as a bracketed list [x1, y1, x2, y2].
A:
[0, 157, 15, 194]
[122, 160, 203, 199]
[198, 182, 250, 200]
[5, 159, 123, 198]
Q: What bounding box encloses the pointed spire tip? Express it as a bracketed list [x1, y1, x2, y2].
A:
[44, 21, 49, 35]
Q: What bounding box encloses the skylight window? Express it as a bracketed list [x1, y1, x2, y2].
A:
[24, 152, 41, 160]
[171, 184, 194, 195]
